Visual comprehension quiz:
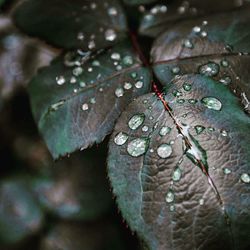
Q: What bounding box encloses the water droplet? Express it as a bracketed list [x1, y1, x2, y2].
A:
[123, 55, 133, 66]
[131, 72, 137, 79]
[128, 114, 145, 130]
[70, 76, 77, 84]
[114, 132, 128, 145]
[201, 97, 222, 111]
[159, 126, 171, 136]
[157, 144, 172, 158]
[73, 67, 83, 76]
[92, 60, 100, 67]
[172, 167, 182, 181]
[221, 130, 228, 137]
[127, 138, 148, 157]
[202, 20, 208, 26]
[195, 125, 205, 135]
[165, 190, 174, 203]
[124, 82, 132, 90]
[199, 198, 204, 205]
[111, 52, 121, 60]
[199, 62, 219, 77]
[77, 32, 84, 41]
[177, 99, 185, 104]
[172, 66, 180, 75]
[193, 26, 201, 33]
[183, 39, 193, 49]
[219, 76, 232, 85]
[183, 82, 192, 91]
[200, 31, 207, 37]
[79, 81, 86, 87]
[90, 97, 96, 104]
[81, 103, 89, 111]
[240, 173, 250, 183]
[88, 40, 96, 50]
[169, 204, 175, 212]
[135, 80, 143, 89]
[108, 7, 118, 16]
[172, 90, 182, 97]
[142, 125, 149, 132]
[56, 76, 66, 85]
[221, 59, 229, 67]
[188, 99, 197, 104]
[105, 29, 117, 41]
[115, 87, 124, 97]
[223, 168, 231, 175]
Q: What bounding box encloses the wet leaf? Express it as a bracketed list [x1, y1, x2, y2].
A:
[151, 8, 250, 112]
[108, 74, 250, 250]
[139, 0, 249, 37]
[29, 41, 151, 158]
[13, 0, 127, 50]
[0, 178, 44, 244]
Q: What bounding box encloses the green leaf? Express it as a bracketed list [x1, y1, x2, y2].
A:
[13, 0, 127, 50]
[108, 74, 250, 250]
[29, 41, 151, 159]
[0, 178, 44, 244]
[139, 0, 249, 37]
[151, 8, 250, 113]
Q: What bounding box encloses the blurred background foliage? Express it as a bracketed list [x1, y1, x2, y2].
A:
[0, 1, 141, 249]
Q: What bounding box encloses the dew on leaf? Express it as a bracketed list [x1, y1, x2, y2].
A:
[130, 72, 137, 79]
[88, 40, 96, 50]
[77, 32, 84, 41]
[193, 26, 201, 33]
[201, 97, 222, 111]
[177, 99, 185, 104]
[128, 114, 145, 130]
[142, 126, 149, 132]
[172, 90, 182, 97]
[124, 82, 132, 90]
[81, 103, 89, 111]
[159, 126, 171, 136]
[219, 76, 232, 85]
[157, 144, 172, 158]
[105, 29, 117, 41]
[199, 62, 220, 77]
[172, 167, 182, 182]
[183, 82, 192, 91]
[221, 130, 228, 137]
[169, 204, 175, 212]
[115, 87, 124, 97]
[114, 132, 128, 146]
[223, 168, 232, 175]
[90, 97, 96, 104]
[108, 7, 118, 16]
[135, 80, 143, 89]
[188, 99, 197, 104]
[72, 67, 83, 76]
[127, 138, 148, 157]
[240, 173, 250, 183]
[195, 125, 205, 135]
[182, 39, 193, 49]
[111, 52, 121, 60]
[171, 66, 181, 75]
[56, 76, 66, 85]
[123, 55, 133, 66]
[200, 31, 207, 37]
[199, 198, 204, 205]
[221, 59, 229, 67]
[165, 190, 174, 203]
[70, 76, 77, 84]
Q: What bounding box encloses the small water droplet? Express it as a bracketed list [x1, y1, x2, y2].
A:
[193, 26, 201, 33]
[219, 76, 232, 85]
[56, 76, 66, 85]
[199, 62, 219, 77]
[201, 97, 222, 111]
[115, 87, 124, 97]
[123, 55, 133, 66]
[81, 103, 89, 111]
[157, 144, 172, 158]
[221, 130, 228, 137]
[169, 204, 175, 212]
[199, 198, 204, 205]
[88, 40, 96, 50]
[172, 90, 182, 97]
[114, 132, 128, 145]
[195, 125, 205, 135]
[105, 29, 117, 41]
[90, 97, 96, 104]
[128, 114, 145, 130]
[182, 83, 192, 92]
[77, 32, 84, 41]
[135, 80, 143, 89]
[177, 99, 185, 104]
[165, 190, 174, 203]
[172, 66, 181, 75]
[127, 138, 148, 157]
[172, 167, 182, 181]
[111, 52, 121, 60]
[223, 168, 232, 175]
[108, 7, 118, 16]
[240, 173, 250, 183]
[188, 99, 197, 104]
[159, 126, 171, 136]
[221, 59, 229, 67]
[73, 67, 83, 76]
[142, 125, 149, 132]
[124, 82, 132, 90]
[200, 31, 207, 37]
[70, 76, 77, 84]
[131, 72, 137, 79]
[182, 39, 193, 49]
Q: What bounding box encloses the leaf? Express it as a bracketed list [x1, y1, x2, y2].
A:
[0, 178, 44, 244]
[108, 74, 250, 250]
[13, 0, 127, 50]
[139, 0, 248, 37]
[151, 8, 250, 112]
[32, 147, 112, 220]
[0, 16, 58, 102]
[29, 41, 151, 159]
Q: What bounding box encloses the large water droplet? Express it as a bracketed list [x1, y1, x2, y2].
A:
[172, 167, 182, 181]
[114, 132, 128, 146]
[128, 114, 145, 130]
[199, 62, 219, 77]
[127, 138, 148, 157]
[165, 190, 174, 203]
[240, 173, 250, 183]
[201, 97, 222, 111]
[157, 144, 172, 158]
